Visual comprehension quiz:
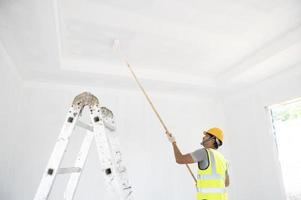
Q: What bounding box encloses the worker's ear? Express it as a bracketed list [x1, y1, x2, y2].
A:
[216, 138, 222, 147]
[216, 138, 220, 146]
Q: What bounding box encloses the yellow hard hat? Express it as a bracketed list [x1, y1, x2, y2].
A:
[205, 127, 224, 143]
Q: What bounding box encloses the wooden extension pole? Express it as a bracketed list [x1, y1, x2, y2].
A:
[113, 40, 197, 184]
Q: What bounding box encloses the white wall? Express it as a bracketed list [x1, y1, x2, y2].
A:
[222, 65, 301, 200]
[1, 75, 228, 200]
[2, 39, 299, 200]
[0, 41, 22, 199]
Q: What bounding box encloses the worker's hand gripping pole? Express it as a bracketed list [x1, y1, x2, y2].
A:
[113, 40, 197, 184]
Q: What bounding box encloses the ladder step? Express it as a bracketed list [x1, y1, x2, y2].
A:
[57, 167, 82, 174]
[76, 120, 94, 132]
[77, 118, 116, 132]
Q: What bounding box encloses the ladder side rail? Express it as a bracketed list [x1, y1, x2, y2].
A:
[64, 130, 94, 200]
[107, 130, 133, 200]
[100, 106, 133, 199]
[90, 105, 121, 197]
[34, 106, 80, 200]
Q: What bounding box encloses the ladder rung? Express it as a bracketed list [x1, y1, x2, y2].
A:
[76, 120, 93, 132]
[57, 167, 81, 174]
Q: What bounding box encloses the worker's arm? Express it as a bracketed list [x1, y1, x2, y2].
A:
[166, 132, 195, 164]
[225, 170, 230, 187]
[171, 142, 195, 164]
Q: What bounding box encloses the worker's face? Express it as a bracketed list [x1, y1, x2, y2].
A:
[201, 132, 213, 147]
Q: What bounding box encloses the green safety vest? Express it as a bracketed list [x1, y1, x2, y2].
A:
[196, 148, 228, 200]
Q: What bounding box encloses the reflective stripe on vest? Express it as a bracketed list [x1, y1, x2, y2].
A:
[197, 173, 223, 180]
[197, 187, 226, 193]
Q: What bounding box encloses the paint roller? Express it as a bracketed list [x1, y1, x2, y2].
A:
[113, 39, 197, 184]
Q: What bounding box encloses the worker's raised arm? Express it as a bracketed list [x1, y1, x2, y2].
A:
[166, 132, 195, 164]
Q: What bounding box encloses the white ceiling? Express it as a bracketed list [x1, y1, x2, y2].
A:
[1, 0, 301, 94]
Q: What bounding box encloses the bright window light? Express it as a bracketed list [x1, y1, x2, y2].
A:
[269, 98, 301, 200]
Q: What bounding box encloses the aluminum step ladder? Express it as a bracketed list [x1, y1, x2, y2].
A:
[34, 92, 133, 200]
